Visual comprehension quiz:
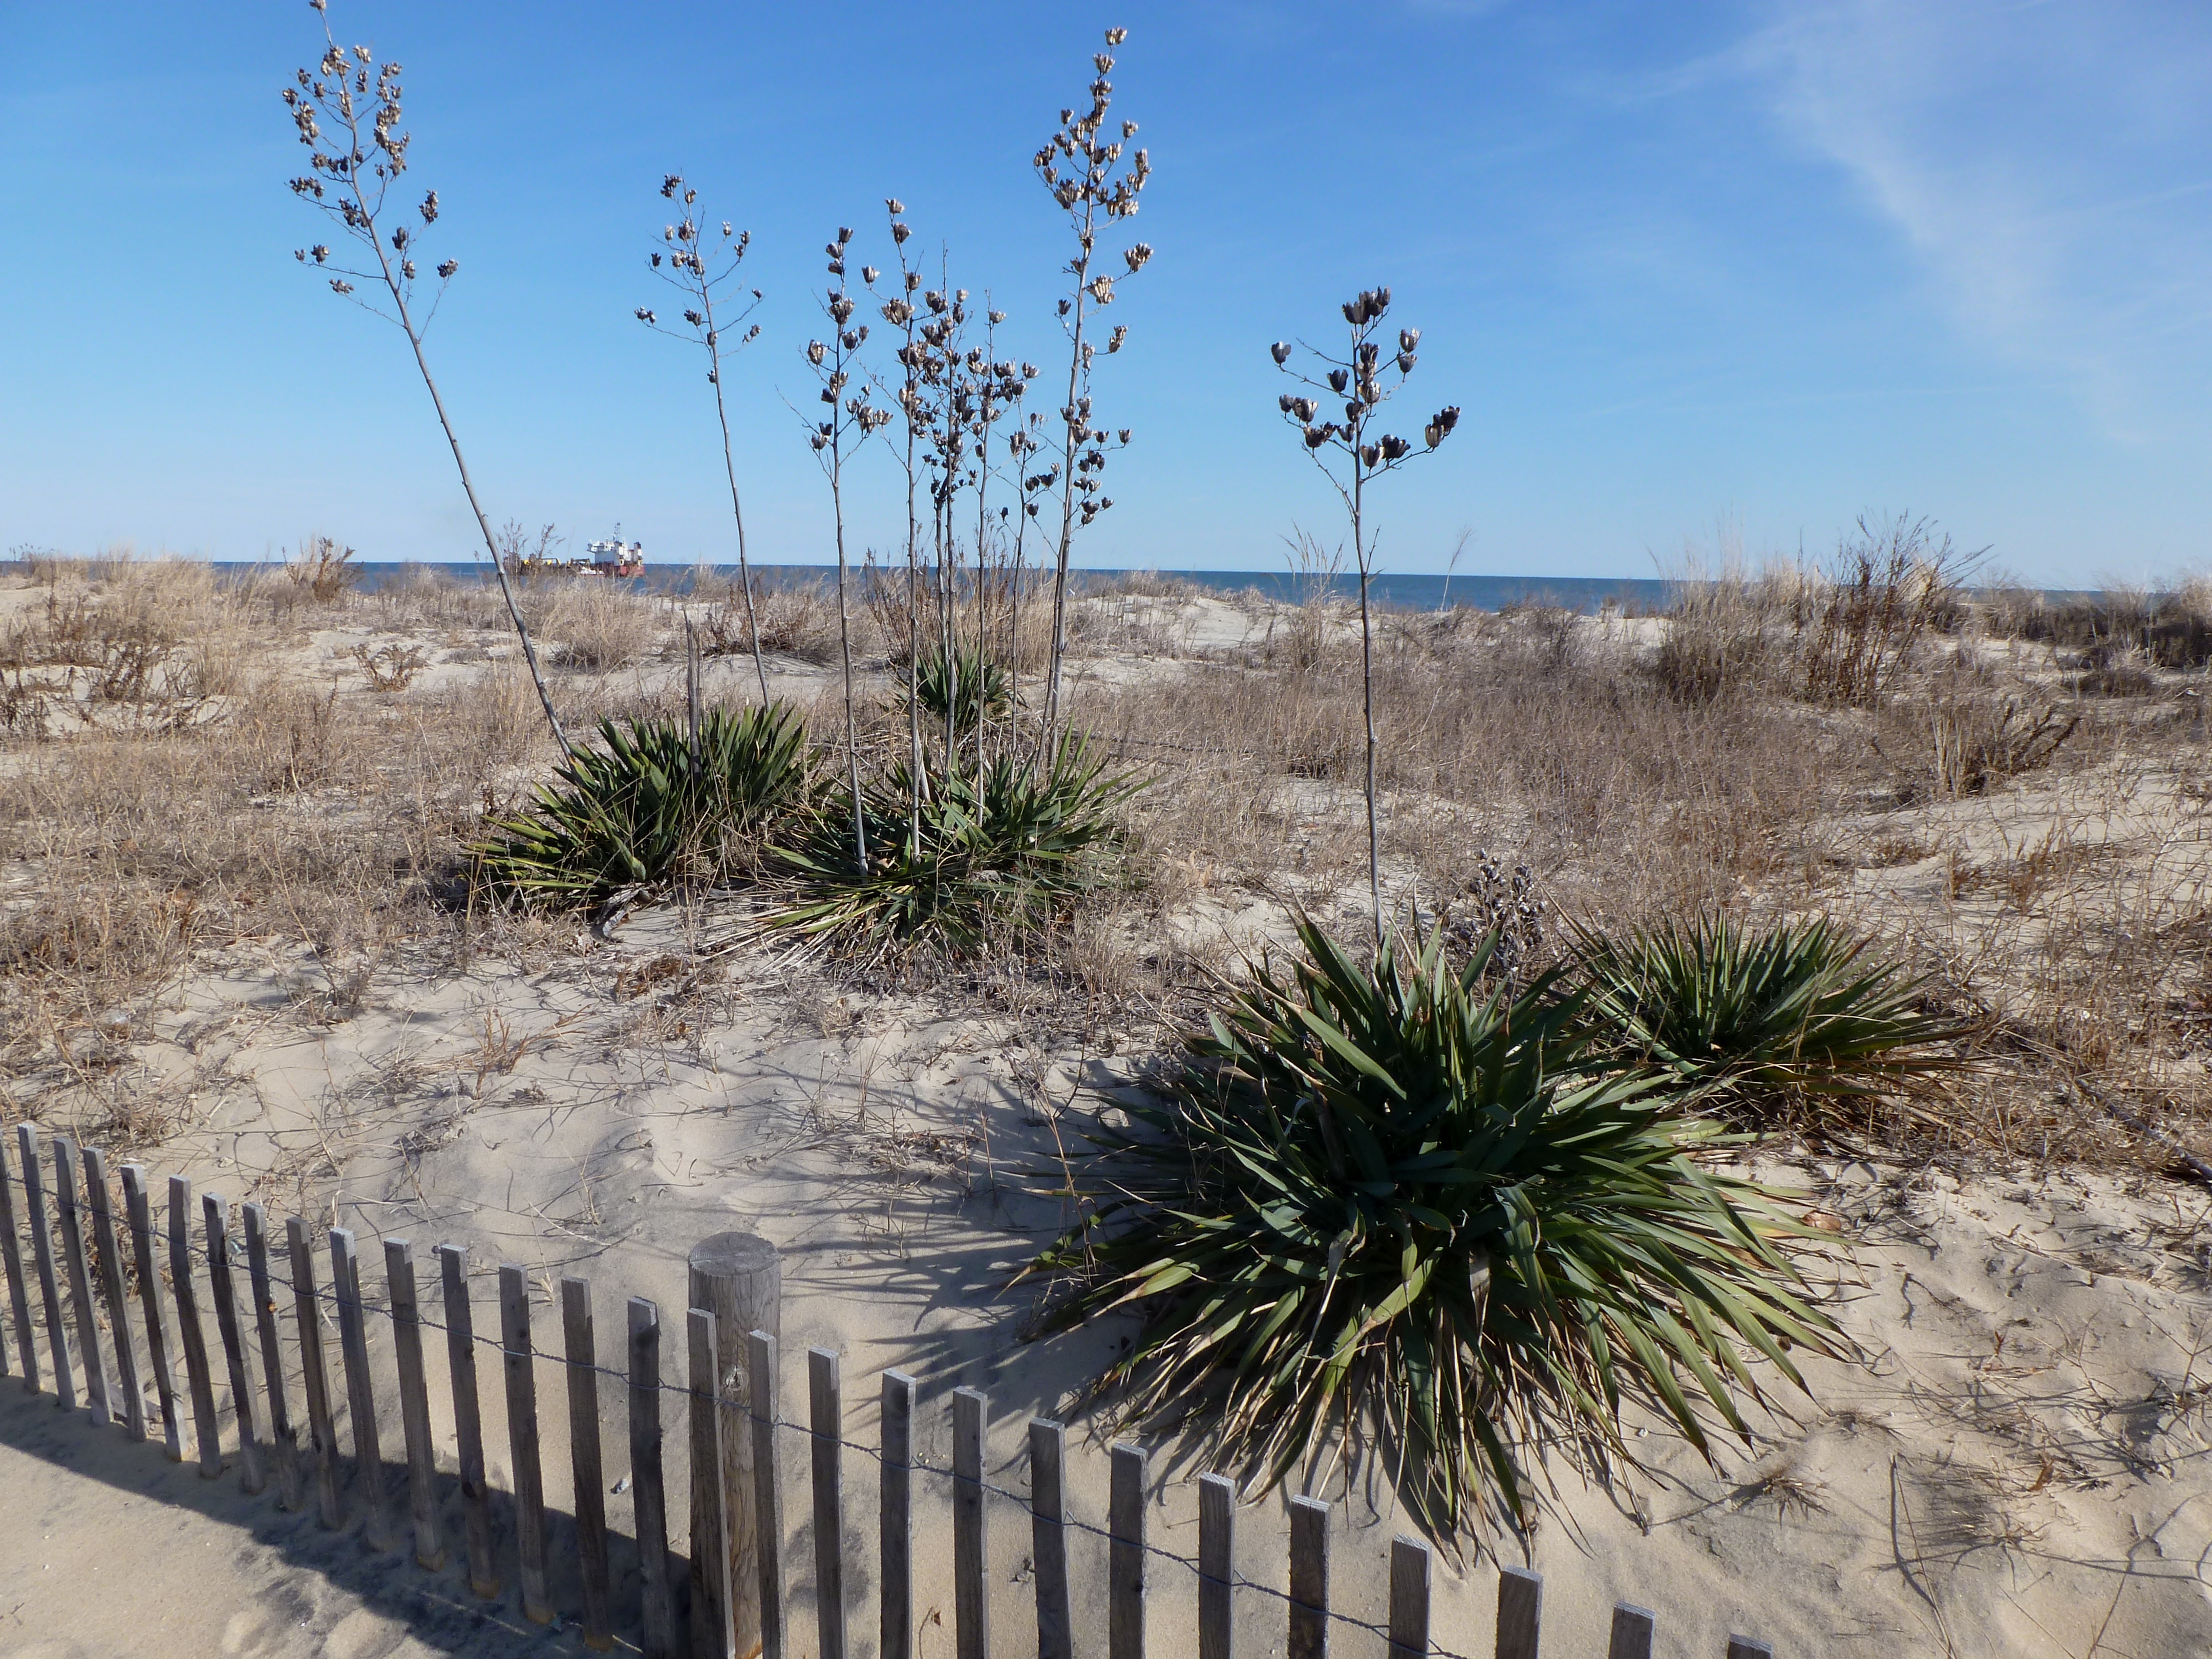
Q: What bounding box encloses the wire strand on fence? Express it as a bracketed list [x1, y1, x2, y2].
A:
[3, 1156, 1494, 1658]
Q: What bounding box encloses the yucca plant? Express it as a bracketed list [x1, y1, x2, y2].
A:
[1028, 917, 1842, 1539]
[474, 701, 807, 906]
[901, 643, 1012, 737]
[768, 730, 1138, 957]
[1572, 913, 1969, 1131]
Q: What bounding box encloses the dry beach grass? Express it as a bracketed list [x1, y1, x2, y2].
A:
[2, 549, 2210, 1657]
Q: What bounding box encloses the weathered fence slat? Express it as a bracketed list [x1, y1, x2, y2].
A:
[1496, 1564, 1542, 1659]
[52, 1138, 112, 1424]
[82, 1147, 144, 1441]
[951, 1386, 988, 1659]
[630, 1298, 677, 1659]
[810, 1346, 846, 1659]
[243, 1203, 302, 1509]
[287, 1216, 345, 1527]
[1288, 1494, 1329, 1659]
[330, 1228, 392, 1546]
[167, 1175, 220, 1474]
[1197, 1471, 1235, 1659]
[1608, 1602, 1655, 1659]
[1726, 1638, 1776, 1659]
[688, 1306, 732, 1659]
[387, 1240, 444, 1570]
[202, 1194, 266, 1494]
[563, 1276, 614, 1651]
[435, 1243, 498, 1598]
[1032, 1418, 1074, 1659]
[2, 1136, 42, 1391]
[690, 1231, 779, 1659]
[22, 1126, 76, 1411]
[881, 1370, 914, 1659]
[122, 1165, 181, 1459]
[1110, 1442, 1147, 1659]
[499, 1263, 554, 1625]
[1389, 1535, 1431, 1659]
[750, 1330, 787, 1659]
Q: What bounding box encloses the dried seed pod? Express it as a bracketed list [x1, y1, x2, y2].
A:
[1399, 327, 1420, 352]
[1271, 341, 1293, 365]
[1328, 368, 1349, 393]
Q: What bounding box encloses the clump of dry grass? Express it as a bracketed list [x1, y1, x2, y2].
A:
[526, 579, 669, 670]
[1, 546, 2203, 1183]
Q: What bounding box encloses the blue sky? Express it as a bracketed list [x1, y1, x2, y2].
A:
[2, 1, 2207, 584]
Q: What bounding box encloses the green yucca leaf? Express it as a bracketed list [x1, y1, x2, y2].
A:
[472, 701, 809, 907]
[1572, 912, 1971, 1132]
[900, 643, 1013, 735]
[763, 729, 1140, 958]
[1027, 913, 1846, 1543]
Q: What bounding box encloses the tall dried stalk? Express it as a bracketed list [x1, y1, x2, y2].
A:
[280, 0, 570, 755]
[876, 199, 930, 856]
[1271, 289, 1459, 944]
[804, 228, 891, 866]
[636, 173, 769, 703]
[1034, 26, 1152, 746]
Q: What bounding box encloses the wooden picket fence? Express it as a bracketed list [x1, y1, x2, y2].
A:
[0, 1123, 1785, 1658]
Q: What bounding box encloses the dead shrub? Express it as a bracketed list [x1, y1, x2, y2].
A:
[284, 536, 360, 603]
[1879, 692, 2078, 799]
[354, 641, 429, 693]
[1799, 514, 1973, 706]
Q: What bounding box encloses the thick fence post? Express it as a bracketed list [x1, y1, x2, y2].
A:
[1496, 1565, 1541, 1659]
[331, 1227, 392, 1546]
[631, 1298, 677, 1659]
[82, 1147, 143, 1441]
[499, 1263, 553, 1625]
[166, 1175, 220, 1474]
[1031, 1419, 1073, 1659]
[287, 1216, 345, 1528]
[688, 1231, 779, 1659]
[436, 1244, 498, 1599]
[243, 1203, 303, 1510]
[881, 1370, 914, 1659]
[810, 1347, 845, 1659]
[387, 1240, 445, 1570]
[52, 1138, 112, 1424]
[1197, 1472, 1235, 1659]
[20, 1126, 76, 1410]
[1389, 1535, 1431, 1659]
[688, 1306, 732, 1659]
[1110, 1442, 1146, 1659]
[952, 1387, 988, 1659]
[122, 1165, 181, 1459]
[563, 1276, 614, 1651]
[1608, 1603, 1655, 1659]
[1288, 1495, 1329, 1659]
[202, 1193, 265, 1494]
[750, 1331, 787, 1659]
[2, 1135, 41, 1392]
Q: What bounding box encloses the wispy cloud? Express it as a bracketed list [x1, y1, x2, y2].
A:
[1736, 0, 2212, 437]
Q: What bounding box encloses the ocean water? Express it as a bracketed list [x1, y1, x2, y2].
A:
[216, 561, 1678, 614]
